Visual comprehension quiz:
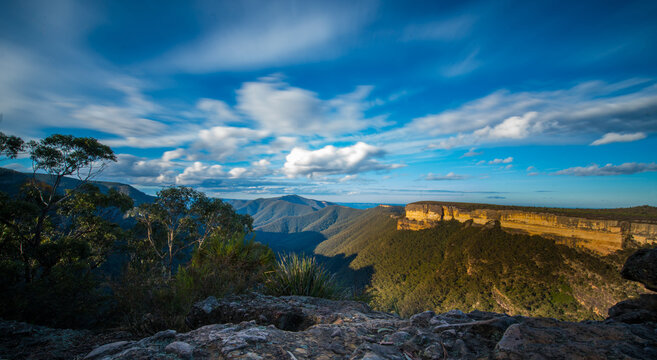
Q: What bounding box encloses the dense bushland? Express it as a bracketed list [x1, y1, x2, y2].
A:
[319, 217, 645, 319]
[0, 133, 335, 334]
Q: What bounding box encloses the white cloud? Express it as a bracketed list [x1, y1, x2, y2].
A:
[162, 148, 186, 162]
[197, 98, 239, 123]
[161, 2, 373, 72]
[102, 154, 175, 185]
[283, 142, 402, 178]
[193, 126, 269, 160]
[425, 172, 467, 180]
[176, 162, 226, 185]
[413, 80, 657, 149]
[174, 158, 275, 185]
[442, 48, 481, 77]
[71, 83, 168, 137]
[590, 132, 647, 146]
[475, 112, 539, 140]
[103, 133, 199, 149]
[554, 162, 657, 176]
[462, 148, 482, 157]
[236, 78, 382, 135]
[339, 175, 359, 182]
[489, 157, 513, 164]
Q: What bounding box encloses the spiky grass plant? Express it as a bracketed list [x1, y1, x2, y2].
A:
[264, 253, 344, 299]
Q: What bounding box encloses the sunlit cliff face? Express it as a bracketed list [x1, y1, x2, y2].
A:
[398, 203, 657, 254]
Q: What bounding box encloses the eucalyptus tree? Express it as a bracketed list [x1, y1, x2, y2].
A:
[0, 133, 124, 282]
[130, 186, 253, 279]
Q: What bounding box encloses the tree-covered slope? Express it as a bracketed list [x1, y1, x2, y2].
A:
[0, 167, 155, 205]
[228, 195, 335, 227]
[316, 212, 646, 321]
[252, 205, 365, 254]
[256, 205, 362, 234]
[314, 205, 403, 256]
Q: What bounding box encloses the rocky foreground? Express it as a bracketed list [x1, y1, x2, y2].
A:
[2, 248, 656, 360]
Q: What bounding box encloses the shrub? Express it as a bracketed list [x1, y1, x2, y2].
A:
[176, 233, 274, 300]
[112, 233, 274, 335]
[264, 253, 344, 299]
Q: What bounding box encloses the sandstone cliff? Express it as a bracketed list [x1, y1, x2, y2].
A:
[398, 202, 657, 254]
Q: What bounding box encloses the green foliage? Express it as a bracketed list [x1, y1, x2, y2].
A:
[27, 134, 115, 177]
[0, 133, 131, 328]
[0, 131, 25, 159]
[111, 265, 191, 335]
[316, 215, 645, 320]
[113, 233, 274, 335]
[176, 233, 274, 300]
[0, 183, 133, 328]
[129, 186, 253, 278]
[264, 253, 344, 299]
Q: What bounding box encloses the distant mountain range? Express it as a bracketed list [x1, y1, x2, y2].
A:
[1, 167, 647, 321]
[226, 195, 336, 227]
[0, 168, 155, 205]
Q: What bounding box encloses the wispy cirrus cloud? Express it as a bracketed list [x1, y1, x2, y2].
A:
[416, 80, 657, 149]
[554, 162, 657, 176]
[590, 132, 647, 146]
[159, 2, 375, 72]
[401, 15, 475, 42]
[424, 172, 467, 180]
[461, 148, 482, 157]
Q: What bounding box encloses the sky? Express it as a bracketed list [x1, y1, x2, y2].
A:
[1, 0, 656, 207]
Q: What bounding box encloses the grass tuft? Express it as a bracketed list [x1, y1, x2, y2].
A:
[264, 253, 344, 299]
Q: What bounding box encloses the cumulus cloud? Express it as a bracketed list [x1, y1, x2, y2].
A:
[283, 142, 402, 178]
[176, 162, 227, 185]
[101, 154, 175, 185]
[474, 112, 539, 140]
[193, 126, 269, 160]
[175, 159, 274, 185]
[415, 80, 657, 148]
[162, 148, 186, 162]
[554, 162, 657, 176]
[236, 78, 382, 135]
[489, 157, 513, 164]
[590, 132, 647, 146]
[197, 98, 239, 123]
[425, 172, 467, 180]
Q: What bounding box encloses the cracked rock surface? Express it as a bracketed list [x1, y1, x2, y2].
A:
[80, 293, 656, 360]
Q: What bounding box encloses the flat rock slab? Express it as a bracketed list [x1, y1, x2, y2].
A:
[494, 317, 657, 360]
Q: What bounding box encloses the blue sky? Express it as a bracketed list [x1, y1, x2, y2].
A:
[1, 0, 656, 207]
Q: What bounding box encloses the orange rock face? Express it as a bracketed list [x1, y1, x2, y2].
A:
[397, 202, 657, 254]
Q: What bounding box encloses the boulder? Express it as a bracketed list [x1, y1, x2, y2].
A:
[621, 247, 657, 291]
[608, 294, 657, 324]
[186, 292, 392, 331]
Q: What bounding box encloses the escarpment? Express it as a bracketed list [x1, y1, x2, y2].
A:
[398, 202, 657, 254]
